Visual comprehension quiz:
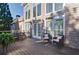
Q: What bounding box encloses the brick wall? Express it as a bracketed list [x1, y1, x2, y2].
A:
[65, 4, 79, 49]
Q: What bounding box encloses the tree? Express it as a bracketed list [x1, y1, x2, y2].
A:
[0, 3, 13, 31]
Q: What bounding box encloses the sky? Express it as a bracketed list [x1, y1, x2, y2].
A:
[9, 3, 23, 19]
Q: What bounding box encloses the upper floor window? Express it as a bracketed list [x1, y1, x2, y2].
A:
[28, 10, 30, 19]
[26, 11, 27, 19]
[55, 3, 63, 11]
[33, 6, 36, 17]
[37, 3, 41, 16]
[46, 3, 53, 13]
[32, 3, 35, 8]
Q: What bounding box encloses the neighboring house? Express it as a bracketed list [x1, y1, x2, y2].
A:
[65, 3, 79, 49]
[11, 15, 25, 39]
[11, 16, 19, 38]
[23, 3, 79, 49]
[18, 17, 24, 33]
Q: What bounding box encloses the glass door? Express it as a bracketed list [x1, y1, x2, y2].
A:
[38, 23, 41, 36]
[54, 19, 63, 37]
[46, 19, 52, 33]
[34, 23, 37, 36]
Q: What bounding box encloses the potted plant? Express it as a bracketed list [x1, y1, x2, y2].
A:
[0, 32, 15, 54]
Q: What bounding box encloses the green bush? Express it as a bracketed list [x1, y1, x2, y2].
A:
[0, 32, 15, 54]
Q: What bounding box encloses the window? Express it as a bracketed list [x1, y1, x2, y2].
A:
[34, 23, 37, 36]
[28, 10, 30, 19]
[38, 23, 41, 36]
[25, 23, 27, 31]
[25, 23, 30, 32]
[37, 3, 41, 16]
[46, 20, 52, 33]
[55, 3, 63, 11]
[26, 11, 27, 19]
[54, 19, 63, 36]
[33, 6, 36, 17]
[46, 3, 53, 13]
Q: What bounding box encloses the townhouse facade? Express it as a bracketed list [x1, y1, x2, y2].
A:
[23, 3, 79, 49]
[23, 3, 64, 38]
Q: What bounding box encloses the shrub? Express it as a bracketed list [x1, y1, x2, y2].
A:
[0, 32, 15, 54]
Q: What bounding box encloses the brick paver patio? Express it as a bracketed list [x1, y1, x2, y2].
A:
[0, 38, 79, 55]
[6, 38, 63, 55]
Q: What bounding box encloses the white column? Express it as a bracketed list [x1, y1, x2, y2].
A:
[63, 15, 65, 35]
[36, 23, 38, 37]
[53, 3, 55, 12]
